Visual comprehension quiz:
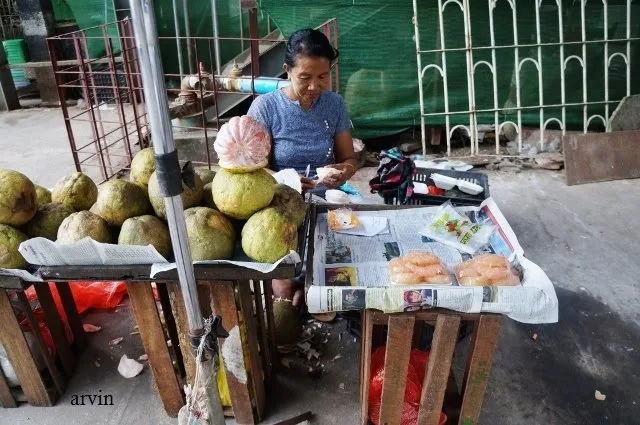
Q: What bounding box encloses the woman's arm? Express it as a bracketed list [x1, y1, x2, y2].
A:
[323, 129, 358, 188]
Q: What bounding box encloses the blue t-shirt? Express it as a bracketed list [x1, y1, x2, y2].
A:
[247, 89, 352, 176]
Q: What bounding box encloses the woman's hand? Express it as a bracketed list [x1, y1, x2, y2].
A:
[322, 163, 355, 188]
[301, 176, 317, 192]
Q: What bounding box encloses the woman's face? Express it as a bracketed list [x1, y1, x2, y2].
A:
[408, 291, 422, 304]
[285, 55, 331, 104]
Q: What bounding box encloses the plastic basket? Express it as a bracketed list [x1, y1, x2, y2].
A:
[384, 168, 490, 207]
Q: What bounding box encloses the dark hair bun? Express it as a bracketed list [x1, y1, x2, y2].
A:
[285, 28, 339, 67]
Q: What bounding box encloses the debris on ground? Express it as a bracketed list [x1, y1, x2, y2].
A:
[532, 333, 538, 341]
[534, 152, 565, 170]
[138, 354, 148, 362]
[278, 315, 342, 379]
[110, 337, 124, 346]
[117, 355, 144, 378]
[595, 390, 607, 401]
[83, 324, 102, 333]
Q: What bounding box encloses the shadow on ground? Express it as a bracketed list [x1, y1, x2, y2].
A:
[484, 287, 640, 425]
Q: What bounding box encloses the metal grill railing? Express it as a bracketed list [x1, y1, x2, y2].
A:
[48, 16, 339, 183]
[412, 0, 638, 156]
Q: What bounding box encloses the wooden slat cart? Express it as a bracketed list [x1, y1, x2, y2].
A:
[360, 310, 502, 425]
[0, 275, 87, 408]
[32, 263, 297, 425]
[307, 204, 505, 425]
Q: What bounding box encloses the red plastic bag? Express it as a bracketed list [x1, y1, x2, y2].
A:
[369, 345, 447, 425]
[62, 281, 127, 315]
[21, 281, 127, 357]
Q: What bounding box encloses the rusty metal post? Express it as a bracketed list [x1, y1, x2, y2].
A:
[48, 38, 81, 171]
[72, 35, 108, 181]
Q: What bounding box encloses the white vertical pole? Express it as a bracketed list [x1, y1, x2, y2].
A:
[557, 0, 566, 135]
[603, 0, 610, 128]
[509, 0, 523, 152]
[535, 0, 544, 149]
[211, 0, 222, 75]
[412, 0, 427, 156]
[239, 0, 245, 51]
[625, 0, 631, 96]
[581, 0, 588, 133]
[437, 0, 451, 156]
[183, 0, 194, 73]
[130, 0, 202, 329]
[488, 0, 499, 154]
[171, 0, 185, 80]
[462, 0, 477, 155]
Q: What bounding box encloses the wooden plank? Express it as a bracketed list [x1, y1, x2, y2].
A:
[379, 315, 415, 425]
[167, 282, 196, 385]
[262, 279, 278, 369]
[16, 292, 66, 396]
[0, 373, 16, 408]
[417, 314, 461, 425]
[0, 291, 52, 406]
[156, 282, 186, 380]
[54, 282, 87, 351]
[253, 280, 272, 382]
[126, 282, 184, 417]
[210, 281, 255, 425]
[237, 281, 267, 422]
[0, 322, 17, 408]
[38, 263, 297, 282]
[359, 310, 374, 425]
[33, 284, 75, 377]
[0, 275, 27, 290]
[459, 315, 503, 425]
[563, 130, 640, 186]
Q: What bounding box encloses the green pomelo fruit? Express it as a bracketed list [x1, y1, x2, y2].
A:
[195, 167, 216, 185]
[184, 207, 236, 261]
[34, 185, 52, 205]
[0, 169, 38, 226]
[0, 224, 28, 269]
[211, 168, 275, 220]
[51, 172, 98, 211]
[241, 207, 298, 263]
[25, 202, 75, 240]
[130, 147, 155, 187]
[273, 299, 302, 346]
[57, 211, 112, 244]
[94, 179, 150, 226]
[270, 184, 307, 228]
[148, 172, 204, 219]
[118, 215, 172, 260]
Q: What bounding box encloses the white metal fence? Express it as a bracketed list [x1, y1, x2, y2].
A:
[412, 0, 638, 156]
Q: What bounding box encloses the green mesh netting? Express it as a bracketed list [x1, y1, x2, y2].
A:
[259, 0, 639, 139]
[53, 0, 120, 57]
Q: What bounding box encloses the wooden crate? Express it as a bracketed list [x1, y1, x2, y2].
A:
[163, 278, 278, 425]
[34, 264, 293, 425]
[0, 278, 87, 408]
[360, 309, 502, 425]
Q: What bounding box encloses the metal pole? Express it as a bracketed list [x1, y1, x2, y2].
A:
[171, 0, 185, 80]
[211, 0, 222, 75]
[129, 0, 203, 330]
[183, 0, 194, 74]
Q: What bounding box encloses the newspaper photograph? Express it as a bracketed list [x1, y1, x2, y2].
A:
[307, 198, 558, 324]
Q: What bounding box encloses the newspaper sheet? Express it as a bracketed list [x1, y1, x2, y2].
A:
[17, 237, 301, 278]
[0, 268, 43, 282]
[307, 198, 558, 324]
[150, 251, 301, 278]
[19, 237, 168, 266]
